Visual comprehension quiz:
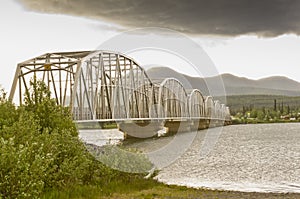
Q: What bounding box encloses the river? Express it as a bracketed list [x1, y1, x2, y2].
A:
[79, 123, 300, 193]
[156, 123, 300, 193]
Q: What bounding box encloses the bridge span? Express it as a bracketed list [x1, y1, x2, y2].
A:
[9, 50, 231, 138]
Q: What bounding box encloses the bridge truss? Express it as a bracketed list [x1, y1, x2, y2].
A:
[9, 50, 231, 123]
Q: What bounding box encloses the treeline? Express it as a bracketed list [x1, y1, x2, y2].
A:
[214, 95, 300, 124]
[215, 95, 300, 115]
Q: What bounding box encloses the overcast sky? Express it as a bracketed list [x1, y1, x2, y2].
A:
[1, 0, 300, 91]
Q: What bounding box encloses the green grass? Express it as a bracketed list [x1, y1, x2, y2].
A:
[41, 177, 161, 199]
[41, 177, 300, 199]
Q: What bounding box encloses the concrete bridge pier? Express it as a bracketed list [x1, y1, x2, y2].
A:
[118, 120, 164, 139]
[191, 119, 210, 130]
[209, 119, 218, 128]
[224, 120, 232, 126]
[209, 119, 225, 127]
[164, 119, 194, 135]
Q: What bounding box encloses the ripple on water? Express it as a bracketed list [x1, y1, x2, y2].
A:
[155, 123, 300, 193]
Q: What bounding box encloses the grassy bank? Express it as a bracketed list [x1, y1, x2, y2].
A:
[42, 178, 300, 199]
[232, 118, 299, 124]
[231, 118, 300, 125]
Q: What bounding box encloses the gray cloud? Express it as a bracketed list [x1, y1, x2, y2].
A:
[16, 0, 300, 37]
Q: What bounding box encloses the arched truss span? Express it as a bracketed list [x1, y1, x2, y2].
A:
[9, 50, 154, 120]
[75, 51, 154, 120]
[158, 78, 189, 118]
[225, 106, 231, 120]
[214, 100, 221, 119]
[204, 96, 214, 118]
[220, 104, 226, 119]
[188, 89, 205, 118]
[9, 51, 90, 107]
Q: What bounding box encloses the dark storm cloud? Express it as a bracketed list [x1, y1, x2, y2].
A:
[16, 0, 300, 37]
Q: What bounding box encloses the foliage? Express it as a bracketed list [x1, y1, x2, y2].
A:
[216, 94, 300, 123]
[0, 80, 118, 198]
[86, 144, 153, 173]
[0, 86, 6, 102]
[23, 79, 77, 136]
[215, 94, 300, 115]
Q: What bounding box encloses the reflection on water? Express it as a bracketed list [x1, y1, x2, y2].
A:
[79, 123, 300, 193]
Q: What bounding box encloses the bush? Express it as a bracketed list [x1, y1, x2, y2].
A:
[0, 80, 116, 198]
[87, 144, 153, 173]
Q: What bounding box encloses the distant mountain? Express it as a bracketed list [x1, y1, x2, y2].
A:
[146, 67, 300, 96]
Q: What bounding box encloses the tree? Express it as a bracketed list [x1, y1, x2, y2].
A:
[0, 79, 115, 198]
[250, 109, 258, 118]
[257, 110, 265, 120]
[242, 106, 246, 116]
[0, 85, 6, 102]
[23, 78, 77, 136]
[280, 101, 284, 114]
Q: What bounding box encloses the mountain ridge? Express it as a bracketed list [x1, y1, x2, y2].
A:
[146, 67, 300, 96]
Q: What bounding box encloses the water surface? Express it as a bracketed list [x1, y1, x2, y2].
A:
[79, 123, 300, 193]
[156, 123, 300, 193]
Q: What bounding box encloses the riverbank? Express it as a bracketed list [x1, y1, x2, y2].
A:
[41, 141, 300, 198]
[45, 137, 300, 198]
[231, 118, 300, 125]
[42, 178, 300, 199]
[77, 123, 300, 198]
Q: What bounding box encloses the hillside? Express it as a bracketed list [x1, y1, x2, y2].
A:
[146, 67, 300, 96]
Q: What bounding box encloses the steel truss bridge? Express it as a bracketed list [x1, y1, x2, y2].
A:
[9, 51, 231, 137]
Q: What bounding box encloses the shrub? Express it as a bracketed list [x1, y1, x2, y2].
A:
[0, 80, 116, 198]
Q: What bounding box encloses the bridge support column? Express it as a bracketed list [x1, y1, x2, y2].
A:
[224, 120, 232, 126]
[209, 119, 225, 127]
[217, 119, 225, 127]
[118, 120, 164, 139]
[164, 120, 193, 134]
[191, 119, 209, 130]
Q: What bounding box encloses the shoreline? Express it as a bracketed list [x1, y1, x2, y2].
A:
[156, 178, 300, 194]
[152, 182, 300, 198]
[99, 181, 300, 199]
[231, 119, 300, 125]
[42, 178, 300, 199]
[112, 180, 300, 199]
